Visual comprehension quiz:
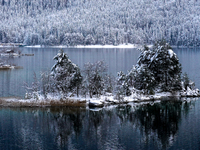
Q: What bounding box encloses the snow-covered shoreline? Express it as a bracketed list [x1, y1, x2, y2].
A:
[1, 42, 199, 108]
[0, 88, 199, 108]
[0, 43, 142, 49]
[0, 43, 198, 49]
[24, 44, 141, 49]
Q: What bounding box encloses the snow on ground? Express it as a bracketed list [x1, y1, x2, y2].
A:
[1, 87, 199, 108]
[75, 44, 139, 49]
[23, 44, 141, 49]
[25, 45, 42, 48]
[0, 43, 153, 49]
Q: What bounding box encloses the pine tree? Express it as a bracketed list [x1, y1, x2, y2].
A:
[149, 40, 182, 91]
[133, 40, 182, 92]
[134, 65, 155, 94]
[51, 49, 82, 96]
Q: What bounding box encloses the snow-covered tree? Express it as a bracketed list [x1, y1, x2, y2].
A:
[24, 72, 40, 100]
[134, 65, 155, 94]
[182, 73, 196, 91]
[115, 71, 131, 100]
[41, 71, 56, 98]
[103, 74, 115, 94]
[182, 73, 190, 90]
[83, 61, 107, 98]
[51, 49, 83, 96]
[133, 40, 182, 92]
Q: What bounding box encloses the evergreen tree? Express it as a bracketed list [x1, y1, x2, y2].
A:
[134, 65, 155, 94]
[51, 49, 82, 96]
[150, 40, 182, 91]
[133, 40, 182, 92]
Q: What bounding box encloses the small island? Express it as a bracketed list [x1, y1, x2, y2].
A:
[1, 40, 199, 107]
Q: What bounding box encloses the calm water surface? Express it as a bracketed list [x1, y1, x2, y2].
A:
[0, 47, 200, 149]
[0, 100, 200, 150]
[0, 47, 140, 97]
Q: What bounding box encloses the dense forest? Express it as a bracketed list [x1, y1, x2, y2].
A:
[0, 0, 200, 46]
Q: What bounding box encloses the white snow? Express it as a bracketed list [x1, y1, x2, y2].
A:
[180, 87, 200, 97]
[25, 45, 42, 48]
[0, 87, 199, 107]
[23, 44, 140, 49]
[76, 44, 139, 49]
[168, 49, 175, 58]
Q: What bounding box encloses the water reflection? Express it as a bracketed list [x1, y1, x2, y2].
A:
[130, 101, 184, 149]
[0, 99, 196, 149]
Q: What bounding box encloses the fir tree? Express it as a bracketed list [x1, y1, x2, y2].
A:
[133, 40, 182, 92]
[150, 40, 182, 91]
[134, 65, 155, 94]
[51, 49, 82, 96]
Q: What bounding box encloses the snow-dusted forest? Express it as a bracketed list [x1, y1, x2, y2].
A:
[0, 0, 200, 46]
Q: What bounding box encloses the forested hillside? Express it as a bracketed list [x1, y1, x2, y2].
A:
[0, 0, 200, 46]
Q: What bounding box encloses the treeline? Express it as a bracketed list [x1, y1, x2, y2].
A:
[1, 0, 200, 46]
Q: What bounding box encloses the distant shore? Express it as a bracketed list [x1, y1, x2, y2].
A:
[0, 43, 140, 48]
[0, 43, 198, 49]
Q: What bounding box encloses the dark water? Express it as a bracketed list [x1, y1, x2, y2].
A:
[0, 99, 200, 150]
[0, 47, 200, 149]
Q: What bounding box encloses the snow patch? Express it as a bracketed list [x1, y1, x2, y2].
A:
[23, 44, 145, 49]
[168, 49, 175, 58]
[0, 87, 199, 107]
[25, 45, 42, 48]
[75, 44, 139, 49]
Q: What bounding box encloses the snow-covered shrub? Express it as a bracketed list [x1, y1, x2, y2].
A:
[115, 71, 131, 100]
[182, 72, 196, 91]
[24, 72, 40, 100]
[41, 71, 56, 99]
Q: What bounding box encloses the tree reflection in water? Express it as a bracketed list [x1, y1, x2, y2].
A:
[116, 100, 194, 149]
[48, 100, 193, 149]
[1, 99, 195, 149]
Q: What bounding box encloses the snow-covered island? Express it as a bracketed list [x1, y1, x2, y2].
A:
[0, 40, 199, 107]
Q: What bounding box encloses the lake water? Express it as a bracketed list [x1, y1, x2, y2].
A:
[0, 100, 200, 150]
[0, 47, 200, 149]
[0, 47, 140, 98]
